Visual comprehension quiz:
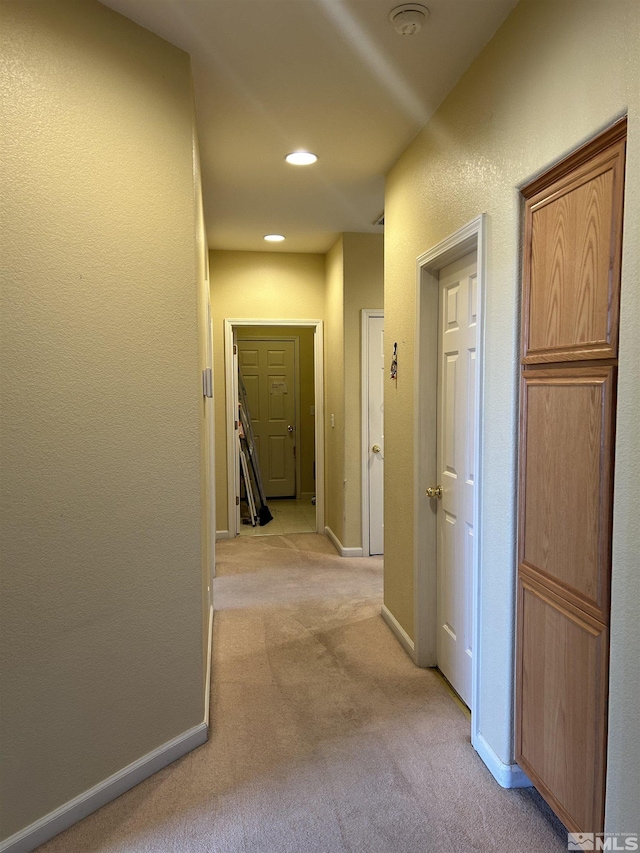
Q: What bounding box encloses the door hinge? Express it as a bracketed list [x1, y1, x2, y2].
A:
[235, 420, 238, 430]
[233, 344, 237, 355]
[202, 367, 213, 398]
[236, 495, 240, 506]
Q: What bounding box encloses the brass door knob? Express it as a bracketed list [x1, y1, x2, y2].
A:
[287, 424, 294, 433]
[372, 444, 381, 453]
[426, 485, 443, 499]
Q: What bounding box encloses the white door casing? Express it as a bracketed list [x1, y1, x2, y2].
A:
[414, 216, 527, 788]
[237, 338, 297, 498]
[414, 215, 484, 759]
[362, 310, 384, 556]
[435, 251, 477, 707]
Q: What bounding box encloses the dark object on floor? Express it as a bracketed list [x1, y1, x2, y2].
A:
[258, 504, 273, 525]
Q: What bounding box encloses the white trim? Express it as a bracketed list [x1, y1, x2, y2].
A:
[473, 732, 532, 789]
[206, 291, 216, 595]
[215, 529, 231, 540]
[381, 605, 416, 660]
[204, 604, 213, 725]
[224, 323, 239, 538]
[224, 319, 324, 538]
[361, 309, 384, 557]
[324, 525, 363, 557]
[413, 214, 486, 744]
[0, 724, 208, 853]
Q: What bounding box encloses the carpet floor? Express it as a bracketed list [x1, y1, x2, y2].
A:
[37, 533, 567, 852]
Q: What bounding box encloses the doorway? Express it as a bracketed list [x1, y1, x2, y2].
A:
[414, 216, 484, 729]
[224, 319, 324, 539]
[435, 250, 477, 707]
[236, 329, 315, 537]
[361, 309, 384, 556]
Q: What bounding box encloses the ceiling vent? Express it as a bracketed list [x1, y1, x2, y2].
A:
[388, 4, 429, 35]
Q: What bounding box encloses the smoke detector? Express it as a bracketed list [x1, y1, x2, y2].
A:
[388, 4, 429, 35]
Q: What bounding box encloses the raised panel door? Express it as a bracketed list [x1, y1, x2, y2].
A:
[518, 367, 615, 622]
[436, 250, 477, 707]
[522, 128, 625, 364]
[238, 339, 296, 498]
[516, 575, 608, 834]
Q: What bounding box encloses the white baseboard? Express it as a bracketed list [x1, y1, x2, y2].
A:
[324, 526, 363, 557]
[472, 732, 532, 789]
[381, 605, 416, 660]
[215, 529, 231, 540]
[0, 723, 208, 853]
[204, 604, 214, 726]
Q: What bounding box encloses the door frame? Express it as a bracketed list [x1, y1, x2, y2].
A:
[414, 214, 485, 731]
[361, 309, 384, 557]
[224, 318, 324, 538]
[236, 334, 302, 500]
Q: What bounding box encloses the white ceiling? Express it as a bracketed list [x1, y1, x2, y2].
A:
[103, 0, 517, 253]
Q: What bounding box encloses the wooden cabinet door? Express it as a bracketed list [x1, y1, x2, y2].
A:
[516, 575, 609, 832]
[522, 128, 625, 364]
[516, 118, 626, 836]
[518, 367, 616, 624]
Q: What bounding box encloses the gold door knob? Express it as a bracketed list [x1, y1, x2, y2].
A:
[372, 444, 381, 453]
[426, 485, 443, 499]
[287, 424, 294, 433]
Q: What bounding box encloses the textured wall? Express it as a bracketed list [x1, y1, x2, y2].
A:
[0, 0, 206, 841]
[342, 234, 384, 549]
[384, 0, 639, 827]
[209, 250, 325, 533]
[193, 133, 215, 686]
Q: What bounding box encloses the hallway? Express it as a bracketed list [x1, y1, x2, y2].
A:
[38, 534, 566, 852]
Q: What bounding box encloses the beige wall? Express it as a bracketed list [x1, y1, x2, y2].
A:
[324, 238, 345, 543]
[194, 136, 215, 685]
[343, 233, 384, 548]
[324, 234, 384, 549]
[0, 0, 208, 841]
[209, 251, 325, 533]
[236, 326, 316, 496]
[384, 0, 639, 829]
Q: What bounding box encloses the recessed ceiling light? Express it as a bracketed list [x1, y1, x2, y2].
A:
[285, 151, 318, 166]
[264, 234, 285, 242]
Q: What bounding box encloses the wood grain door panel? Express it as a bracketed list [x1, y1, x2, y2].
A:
[522, 129, 625, 364]
[519, 367, 615, 622]
[516, 575, 608, 834]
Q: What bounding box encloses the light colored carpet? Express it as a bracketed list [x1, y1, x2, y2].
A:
[37, 533, 567, 852]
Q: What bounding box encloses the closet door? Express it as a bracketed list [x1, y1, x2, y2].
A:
[516, 119, 626, 835]
[516, 367, 615, 831]
[521, 128, 625, 365]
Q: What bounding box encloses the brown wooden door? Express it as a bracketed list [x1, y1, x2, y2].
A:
[516, 119, 626, 835]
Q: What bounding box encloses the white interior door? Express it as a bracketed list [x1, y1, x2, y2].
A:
[366, 314, 384, 555]
[435, 250, 477, 707]
[238, 338, 296, 498]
